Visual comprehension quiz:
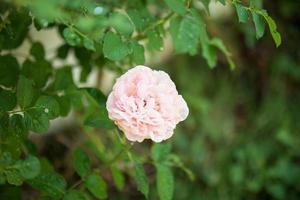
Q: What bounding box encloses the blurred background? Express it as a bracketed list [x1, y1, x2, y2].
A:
[166, 0, 300, 199]
[2, 0, 300, 199]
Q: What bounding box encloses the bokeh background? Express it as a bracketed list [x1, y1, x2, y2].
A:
[1, 0, 299, 199]
[166, 0, 300, 199]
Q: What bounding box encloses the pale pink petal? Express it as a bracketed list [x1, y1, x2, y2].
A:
[106, 65, 189, 142]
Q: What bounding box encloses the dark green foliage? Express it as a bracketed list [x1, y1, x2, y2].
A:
[0, 0, 288, 199]
[0, 8, 31, 50]
[0, 55, 19, 87]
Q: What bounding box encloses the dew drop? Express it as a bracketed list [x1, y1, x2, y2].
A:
[94, 6, 104, 15]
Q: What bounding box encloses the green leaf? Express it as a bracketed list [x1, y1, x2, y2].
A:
[4, 169, 23, 186]
[156, 164, 174, 200]
[130, 41, 145, 64]
[73, 148, 91, 178]
[170, 14, 201, 54]
[55, 95, 71, 117]
[63, 191, 89, 200]
[217, 0, 226, 5]
[110, 12, 134, 36]
[57, 44, 70, 59]
[30, 42, 45, 59]
[111, 166, 125, 191]
[201, 0, 210, 13]
[17, 75, 35, 109]
[258, 10, 282, 47]
[133, 160, 149, 198]
[235, 3, 248, 23]
[28, 171, 67, 199]
[0, 89, 17, 111]
[0, 8, 31, 50]
[24, 108, 50, 133]
[83, 38, 96, 51]
[84, 109, 115, 129]
[250, 0, 263, 8]
[35, 96, 60, 119]
[53, 67, 76, 91]
[0, 55, 20, 87]
[63, 27, 81, 46]
[103, 32, 129, 61]
[210, 38, 235, 70]
[85, 174, 107, 199]
[147, 29, 164, 52]
[21, 59, 52, 88]
[15, 155, 41, 180]
[202, 42, 217, 68]
[151, 143, 172, 163]
[252, 12, 265, 39]
[128, 8, 153, 32]
[9, 114, 27, 136]
[168, 154, 195, 181]
[164, 0, 186, 15]
[83, 88, 107, 108]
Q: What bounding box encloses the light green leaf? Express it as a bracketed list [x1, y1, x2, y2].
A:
[111, 166, 125, 191]
[85, 174, 107, 199]
[16, 155, 41, 180]
[127, 8, 153, 32]
[5, 169, 23, 186]
[133, 160, 149, 198]
[164, 0, 186, 15]
[217, 0, 226, 5]
[28, 171, 67, 199]
[83, 38, 96, 51]
[235, 3, 248, 23]
[156, 164, 174, 200]
[147, 29, 163, 52]
[202, 43, 217, 68]
[170, 14, 201, 54]
[110, 12, 134, 36]
[168, 154, 195, 181]
[35, 96, 60, 119]
[257, 10, 282, 47]
[63, 27, 81, 46]
[151, 143, 171, 163]
[103, 32, 129, 61]
[17, 75, 34, 109]
[252, 12, 265, 39]
[210, 38, 235, 70]
[73, 148, 91, 178]
[130, 41, 145, 64]
[201, 0, 210, 13]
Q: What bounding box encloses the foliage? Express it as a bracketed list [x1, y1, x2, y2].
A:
[0, 0, 287, 199]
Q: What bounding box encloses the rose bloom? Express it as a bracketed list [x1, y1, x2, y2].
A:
[106, 66, 189, 142]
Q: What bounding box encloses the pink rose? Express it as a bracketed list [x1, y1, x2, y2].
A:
[106, 66, 189, 142]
